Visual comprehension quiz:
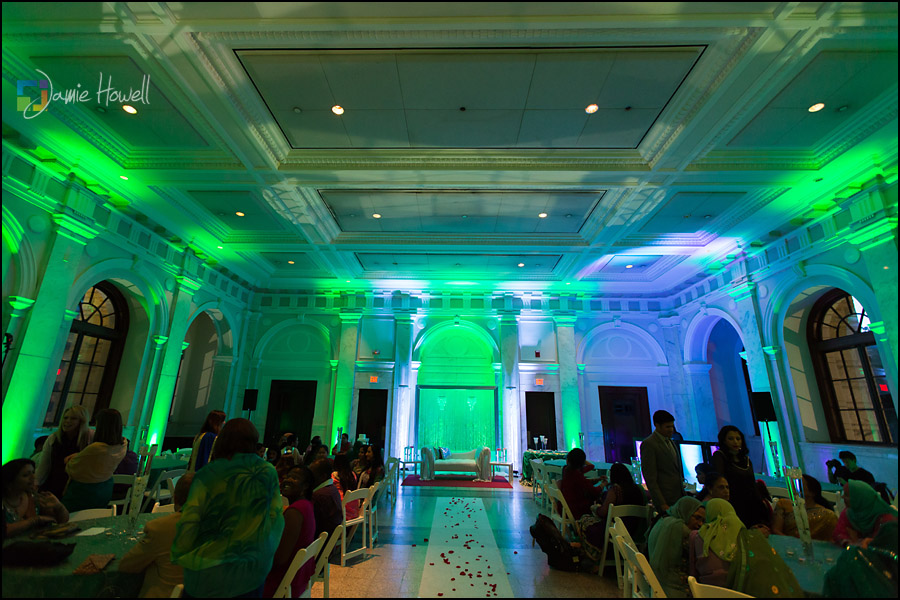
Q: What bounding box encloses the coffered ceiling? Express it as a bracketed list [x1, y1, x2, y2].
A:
[2, 2, 897, 296]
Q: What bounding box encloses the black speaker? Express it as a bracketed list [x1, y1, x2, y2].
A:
[751, 391, 776, 422]
[242, 389, 258, 412]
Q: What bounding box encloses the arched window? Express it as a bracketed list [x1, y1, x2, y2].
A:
[44, 281, 129, 426]
[808, 288, 897, 444]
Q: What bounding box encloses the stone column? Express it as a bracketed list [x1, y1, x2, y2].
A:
[1, 296, 36, 396]
[331, 311, 362, 447]
[659, 315, 697, 438]
[683, 363, 717, 441]
[498, 312, 521, 469]
[134, 335, 169, 443]
[554, 313, 581, 451]
[391, 311, 414, 459]
[145, 275, 201, 449]
[2, 212, 94, 462]
[763, 346, 802, 467]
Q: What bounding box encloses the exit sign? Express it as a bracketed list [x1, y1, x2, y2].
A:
[536, 378, 544, 386]
[370, 375, 378, 383]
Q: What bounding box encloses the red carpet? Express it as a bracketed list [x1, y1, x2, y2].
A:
[402, 475, 513, 489]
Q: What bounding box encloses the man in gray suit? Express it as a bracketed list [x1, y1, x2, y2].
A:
[640, 410, 684, 512]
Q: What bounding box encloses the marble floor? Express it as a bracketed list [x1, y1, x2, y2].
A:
[309, 479, 622, 598]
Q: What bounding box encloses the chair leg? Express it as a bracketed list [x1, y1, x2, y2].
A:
[323, 564, 329, 598]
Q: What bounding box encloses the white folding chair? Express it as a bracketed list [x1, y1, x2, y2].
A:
[170, 583, 184, 598]
[272, 532, 327, 598]
[69, 506, 117, 522]
[616, 535, 666, 598]
[530, 459, 546, 507]
[688, 575, 754, 598]
[609, 516, 637, 591]
[142, 468, 186, 512]
[152, 501, 176, 513]
[310, 524, 343, 598]
[367, 482, 386, 548]
[544, 484, 577, 539]
[598, 504, 652, 579]
[340, 487, 371, 566]
[384, 459, 400, 506]
[108, 473, 136, 516]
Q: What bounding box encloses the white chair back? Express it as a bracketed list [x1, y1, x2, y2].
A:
[108, 473, 136, 516]
[598, 503, 652, 578]
[341, 486, 372, 566]
[152, 502, 176, 513]
[170, 583, 184, 598]
[687, 575, 753, 598]
[768, 486, 792, 500]
[272, 532, 327, 598]
[69, 506, 117, 522]
[531, 460, 547, 509]
[609, 516, 637, 590]
[142, 468, 186, 512]
[367, 481, 385, 548]
[544, 483, 577, 539]
[311, 524, 344, 598]
[616, 535, 667, 598]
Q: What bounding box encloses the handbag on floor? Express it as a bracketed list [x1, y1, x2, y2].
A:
[529, 514, 580, 572]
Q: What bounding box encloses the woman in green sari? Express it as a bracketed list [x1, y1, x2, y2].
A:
[647, 496, 705, 597]
[824, 520, 898, 598]
[691, 498, 803, 597]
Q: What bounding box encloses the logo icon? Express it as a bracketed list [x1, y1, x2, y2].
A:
[17, 69, 52, 119]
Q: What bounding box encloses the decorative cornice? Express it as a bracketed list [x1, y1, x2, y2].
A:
[175, 275, 203, 293]
[52, 212, 100, 244]
[7, 296, 35, 312]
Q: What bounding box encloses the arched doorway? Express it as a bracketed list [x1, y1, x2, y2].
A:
[416, 323, 498, 451]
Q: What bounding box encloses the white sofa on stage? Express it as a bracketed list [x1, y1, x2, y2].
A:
[420, 447, 492, 481]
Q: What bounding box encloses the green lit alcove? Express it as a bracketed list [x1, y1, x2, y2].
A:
[416, 324, 498, 452]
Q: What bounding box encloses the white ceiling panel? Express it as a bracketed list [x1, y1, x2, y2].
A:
[595, 50, 700, 108]
[239, 53, 333, 111]
[405, 109, 522, 147]
[639, 192, 743, 235]
[341, 109, 410, 147]
[577, 108, 658, 148]
[396, 53, 535, 110]
[516, 110, 590, 147]
[525, 52, 616, 109]
[319, 54, 404, 109]
[284, 111, 352, 147]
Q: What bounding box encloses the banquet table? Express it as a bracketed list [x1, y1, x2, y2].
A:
[756, 474, 843, 493]
[2, 513, 165, 598]
[521, 450, 568, 483]
[768, 534, 845, 596]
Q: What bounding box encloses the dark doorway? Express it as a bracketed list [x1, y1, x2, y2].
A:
[264, 380, 317, 450]
[598, 386, 651, 463]
[525, 391, 558, 450]
[357, 389, 388, 450]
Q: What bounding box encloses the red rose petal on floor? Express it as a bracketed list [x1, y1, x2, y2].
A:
[514, 551, 517, 554]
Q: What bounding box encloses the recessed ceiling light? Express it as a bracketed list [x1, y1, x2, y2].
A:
[292, 107, 302, 113]
[625, 264, 634, 269]
[518, 263, 525, 267]
[235, 211, 245, 217]
[566, 282, 571, 285]
[585, 104, 599, 114]
[538, 212, 548, 218]
[372, 213, 381, 219]
[332, 105, 344, 115]
[95, 106, 106, 114]
[122, 105, 137, 114]
[704, 215, 712, 219]
[837, 105, 849, 112]
[808, 102, 825, 112]
[462, 215, 468, 219]
[346, 280, 351, 283]
[288, 260, 295, 265]
[217, 245, 223, 249]
[565, 214, 573, 218]
[119, 175, 128, 180]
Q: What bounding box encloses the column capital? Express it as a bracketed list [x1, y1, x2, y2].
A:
[498, 310, 520, 324]
[552, 312, 577, 327]
[52, 211, 99, 245]
[152, 335, 169, 347]
[175, 275, 203, 293]
[181, 341, 191, 351]
[762, 345, 781, 358]
[393, 310, 415, 325]
[330, 359, 340, 370]
[7, 296, 36, 312]
[727, 281, 757, 303]
[339, 310, 363, 323]
[658, 314, 681, 328]
[64, 308, 80, 321]
[683, 362, 713, 374]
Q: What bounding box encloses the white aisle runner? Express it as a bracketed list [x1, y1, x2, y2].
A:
[418, 497, 514, 598]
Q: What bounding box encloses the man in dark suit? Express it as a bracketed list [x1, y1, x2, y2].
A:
[640, 410, 684, 512]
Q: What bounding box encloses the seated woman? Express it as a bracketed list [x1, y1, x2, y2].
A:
[264, 466, 316, 598]
[833, 479, 898, 548]
[593, 462, 648, 542]
[304, 443, 328, 467]
[695, 471, 730, 503]
[690, 498, 802, 597]
[772, 474, 837, 541]
[350, 444, 368, 477]
[3, 458, 69, 537]
[331, 454, 359, 519]
[62, 408, 127, 512]
[647, 496, 705, 597]
[558, 448, 602, 520]
[824, 520, 898, 598]
[36, 405, 93, 499]
[357, 446, 384, 490]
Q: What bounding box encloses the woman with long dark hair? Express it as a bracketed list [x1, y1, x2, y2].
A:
[331, 454, 359, 519]
[772, 473, 837, 541]
[594, 462, 649, 541]
[357, 445, 384, 489]
[3, 458, 69, 538]
[188, 410, 226, 473]
[711, 425, 769, 528]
